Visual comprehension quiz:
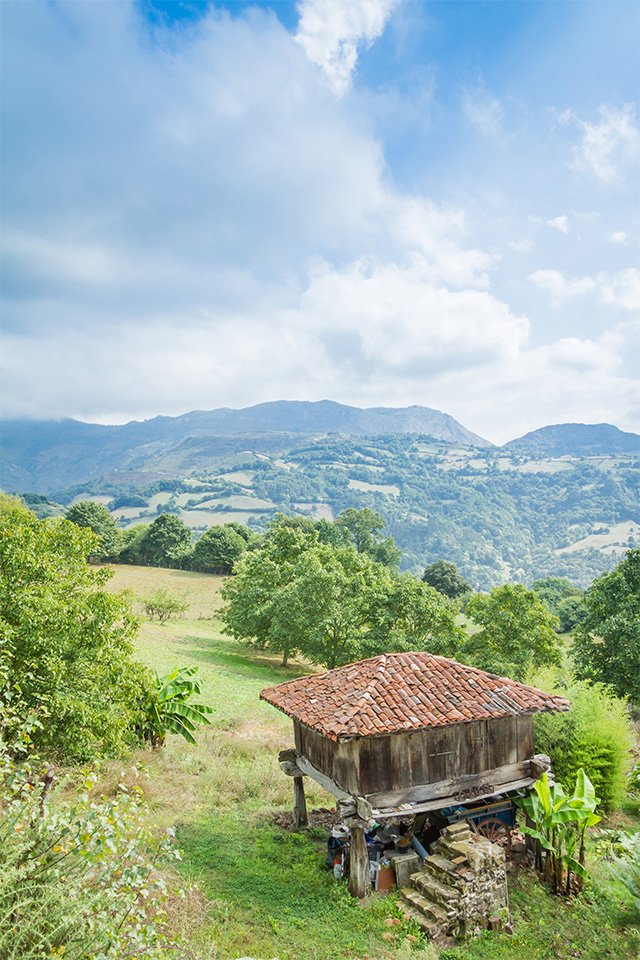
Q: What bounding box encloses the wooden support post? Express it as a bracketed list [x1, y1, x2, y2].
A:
[348, 822, 371, 899]
[293, 775, 308, 828]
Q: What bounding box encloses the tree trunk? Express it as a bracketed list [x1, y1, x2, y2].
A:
[348, 824, 371, 899]
[281, 650, 289, 667]
[293, 776, 308, 828]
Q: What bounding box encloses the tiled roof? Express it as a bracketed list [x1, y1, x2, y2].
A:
[260, 652, 570, 741]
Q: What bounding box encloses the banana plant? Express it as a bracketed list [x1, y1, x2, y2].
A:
[516, 769, 600, 894]
[142, 667, 213, 747]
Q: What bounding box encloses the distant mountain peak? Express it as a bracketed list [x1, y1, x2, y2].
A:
[504, 422, 640, 456]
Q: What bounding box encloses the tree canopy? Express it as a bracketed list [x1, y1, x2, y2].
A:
[422, 560, 471, 600]
[461, 583, 561, 681]
[65, 499, 122, 560]
[572, 549, 640, 703]
[222, 514, 459, 668]
[138, 513, 192, 567]
[0, 496, 150, 761]
[191, 524, 248, 574]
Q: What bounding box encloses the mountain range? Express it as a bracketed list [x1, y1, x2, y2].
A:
[2, 401, 639, 589]
[2, 400, 639, 494]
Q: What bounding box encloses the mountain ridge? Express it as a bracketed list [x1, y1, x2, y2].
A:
[504, 422, 640, 457]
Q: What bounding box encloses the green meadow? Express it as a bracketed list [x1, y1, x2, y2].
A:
[102, 565, 640, 960]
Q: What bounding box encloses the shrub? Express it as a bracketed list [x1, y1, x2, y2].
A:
[0, 496, 153, 763]
[531, 669, 633, 810]
[143, 587, 189, 623]
[0, 645, 183, 959]
[1, 751, 182, 958]
[610, 834, 640, 916]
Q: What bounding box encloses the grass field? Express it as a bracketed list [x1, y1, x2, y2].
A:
[102, 565, 640, 960]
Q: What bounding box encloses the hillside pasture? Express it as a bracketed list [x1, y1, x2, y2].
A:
[557, 521, 640, 555]
[94, 565, 640, 960]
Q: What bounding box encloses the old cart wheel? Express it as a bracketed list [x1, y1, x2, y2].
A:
[473, 817, 512, 850]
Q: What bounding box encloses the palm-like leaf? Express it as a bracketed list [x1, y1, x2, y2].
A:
[142, 666, 213, 746]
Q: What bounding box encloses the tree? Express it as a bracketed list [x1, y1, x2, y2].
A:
[335, 508, 401, 568]
[191, 524, 247, 573]
[138, 513, 192, 567]
[139, 666, 213, 746]
[142, 587, 188, 623]
[365, 573, 462, 658]
[461, 583, 561, 681]
[422, 560, 471, 600]
[222, 515, 461, 669]
[532, 576, 585, 632]
[117, 523, 150, 564]
[572, 549, 640, 703]
[221, 519, 322, 666]
[0, 495, 151, 762]
[65, 499, 122, 560]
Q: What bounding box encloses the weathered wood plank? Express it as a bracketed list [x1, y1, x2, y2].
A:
[365, 760, 530, 809]
[291, 752, 353, 801]
[371, 776, 535, 819]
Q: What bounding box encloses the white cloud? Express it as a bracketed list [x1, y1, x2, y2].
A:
[295, 0, 400, 96]
[509, 239, 532, 254]
[1, 1, 638, 445]
[561, 103, 640, 183]
[547, 215, 570, 234]
[600, 268, 640, 313]
[529, 269, 596, 302]
[530, 267, 640, 313]
[462, 88, 503, 136]
[608, 230, 627, 244]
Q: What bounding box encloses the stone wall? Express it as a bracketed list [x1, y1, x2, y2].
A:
[398, 821, 508, 938]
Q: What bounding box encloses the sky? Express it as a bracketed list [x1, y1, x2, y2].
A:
[1, 0, 639, 443]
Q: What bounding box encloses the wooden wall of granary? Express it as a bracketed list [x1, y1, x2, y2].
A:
[295, 715, 534, 798]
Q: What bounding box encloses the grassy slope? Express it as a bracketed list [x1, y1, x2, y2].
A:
[105, 565, 640, 960]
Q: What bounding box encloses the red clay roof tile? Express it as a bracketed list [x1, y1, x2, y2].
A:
[260, 652, 569, 741]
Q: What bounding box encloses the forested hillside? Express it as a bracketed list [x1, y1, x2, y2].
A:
[18, 433, 640, 589]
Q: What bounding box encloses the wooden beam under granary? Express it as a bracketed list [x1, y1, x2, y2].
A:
[261, 651, 569, 898]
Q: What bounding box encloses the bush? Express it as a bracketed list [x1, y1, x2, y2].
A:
[0, 743, 182, 957]
[531, 669, 633, 810]
[143, 587, 189, 623]
[0, 496, 153, 762]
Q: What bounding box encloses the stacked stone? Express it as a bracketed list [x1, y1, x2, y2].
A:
[397, 822, 507, 939]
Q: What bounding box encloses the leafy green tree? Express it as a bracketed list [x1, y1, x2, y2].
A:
[223, 514, 460, 669]
[0, 495, 151, 762]
[335, 508, 401, 568]
[532, 576, 585, 632]
[117, 523, 150, 564]
[556, 594, 587, 633]
[366, 573, 462, 658]
[138, 513, 192, 568]
[422, 560, 471, 600]
[572, 549, 640, 703]
[65, 499, 122, 560]
[191, 524, 247, 573]
[221, 519, 322, 666]
[142, 587, 188, 623]
[461, 583, 561, 680]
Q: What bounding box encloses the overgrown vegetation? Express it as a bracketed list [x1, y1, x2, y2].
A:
[0, 642, 183, 959]
[0, 495, 150, 761]
[532, 672, 634, 811]
[3, 491, 640, 959]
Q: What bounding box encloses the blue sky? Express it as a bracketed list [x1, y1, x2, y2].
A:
[1, 0, 638, 442]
